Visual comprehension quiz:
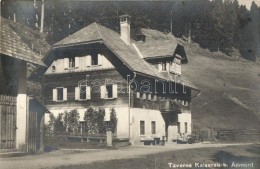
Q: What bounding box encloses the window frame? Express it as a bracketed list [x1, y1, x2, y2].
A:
[140, 120, 145, 135]
[151, 121, 156, 134]
[57, 87, 64, 101]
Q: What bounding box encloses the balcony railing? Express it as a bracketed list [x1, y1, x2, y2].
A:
[159, 100, 182, 113]
[132, 97, 182, 113]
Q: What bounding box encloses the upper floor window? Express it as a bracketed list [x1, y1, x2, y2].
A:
[86, 54, 103, 67]
[91, 54, 98, 66]
[158, 61, 169, 72]
[75, 85, 91, 100]
[69, 57, 75, 68]
[100, 84, 117, 99]
[64, 57, 79, 69]
[53, 87, 67, 101]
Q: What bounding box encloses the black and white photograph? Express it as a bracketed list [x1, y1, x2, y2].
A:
[0, 0, 259, 168]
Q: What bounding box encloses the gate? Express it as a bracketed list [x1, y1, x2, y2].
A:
[0, 95, 17, 149]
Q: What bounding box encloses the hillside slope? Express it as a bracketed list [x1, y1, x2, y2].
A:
[181, 42, 260, 130]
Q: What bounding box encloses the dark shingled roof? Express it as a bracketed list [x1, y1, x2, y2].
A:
[135, 29, 178, 58]
[0, 17, 46, 66]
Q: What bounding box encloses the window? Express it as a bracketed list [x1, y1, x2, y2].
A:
[51, 65, 56, 72]
[75, 85, 90, 100]
[151, 121, 156, 134]
[162, 61, 167, 71]
[140, 121, 145, 135]
[86, 54, 103, 67]
[91, 54, 98, 66]
[177, 122, 180, 134]
[69, 57, 75, 68]
[80, 85, 86, 100]
[158, 61, 168, 71]
[57, 88, 63, 100]
[185, 122, 188, 133]
[106, 85, 113, 98]
[53, 87, 67, 101]
[100, 84, 117, 99]
[64, 57, 79, 69]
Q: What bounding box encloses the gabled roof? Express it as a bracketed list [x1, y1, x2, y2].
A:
[42, 22, 198, 90]
[0, 17, 46, 66]
[53, 22, 168, 81]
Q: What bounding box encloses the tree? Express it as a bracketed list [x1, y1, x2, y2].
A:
[109, 108, 118, 133]
[84, 107, 106, 135]
[63, 109, 80, 134]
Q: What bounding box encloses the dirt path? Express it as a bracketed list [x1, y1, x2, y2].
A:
[0, 143, 251, 169]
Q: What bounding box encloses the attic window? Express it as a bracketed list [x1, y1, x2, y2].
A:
[69, 57, 75, 68]
[52, 66, 56, 72]
[161, 61, 167, 71]
[91, 54, 98, 65]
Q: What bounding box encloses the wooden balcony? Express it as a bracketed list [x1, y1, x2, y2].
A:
[159, 100, 181, 113]
[132, 97, 181, 113]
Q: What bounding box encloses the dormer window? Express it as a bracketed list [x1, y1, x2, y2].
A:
[158, 61, 169, 72]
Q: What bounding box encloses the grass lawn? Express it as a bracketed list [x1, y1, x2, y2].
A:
[55, 144, 260, 169]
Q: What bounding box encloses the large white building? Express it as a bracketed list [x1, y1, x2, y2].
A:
[32, 15, 200, 144]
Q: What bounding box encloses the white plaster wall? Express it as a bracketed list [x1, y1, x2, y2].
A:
[45, 106, 166, 144]
[178, 108, 192, 135]
[45, 55, 114, 75]
[44, 106, 130, 139]
[130, 108, 165, 144]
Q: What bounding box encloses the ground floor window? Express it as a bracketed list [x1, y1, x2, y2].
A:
[185, 122, 188, 133]
[140, 121, 145, 135]
[151, 121, 156, 134]
[177, 122, 180, 133]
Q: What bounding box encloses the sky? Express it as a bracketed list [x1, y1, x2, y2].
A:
[238, 0, 260, 9]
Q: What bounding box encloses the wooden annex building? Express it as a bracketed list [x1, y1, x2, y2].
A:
[0, 17, 49, 153]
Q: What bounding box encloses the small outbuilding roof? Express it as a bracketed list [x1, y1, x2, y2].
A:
[0, 17, 46, 66]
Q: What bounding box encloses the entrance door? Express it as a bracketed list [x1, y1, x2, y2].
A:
[0, 95, 17, 149]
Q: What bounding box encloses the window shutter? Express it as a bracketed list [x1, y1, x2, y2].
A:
[86, 55, 91, 67]
[158, 63, 162, 71]
[100, 85, 106, 99]
[98, 54, 103, 65]
[75, 87, 79, 100]
[63, 88, 67, 101]
[75, 57, 80, 67]
[166, 62, 170, 71]
[142, 93, 146, 100]
[53, 88, 57, 101]
[86, 86, 91, 100]
[153, 95, 157, 101]
[113, 84, 117, 98]
[136, 92, 140, 98]
[64, 58, 69, 69]
[148, 94, 151, 100]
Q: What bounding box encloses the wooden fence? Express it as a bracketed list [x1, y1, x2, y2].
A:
[217, 129, 260, 142]
[0, 95, 17, 149]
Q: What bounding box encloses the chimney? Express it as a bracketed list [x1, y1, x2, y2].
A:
[119, 15, 131, 45]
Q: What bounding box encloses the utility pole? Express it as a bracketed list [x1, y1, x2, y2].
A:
[188, 22, 191, 43]
[170, 10, 173, 34]
[40, 0, 45, 33]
